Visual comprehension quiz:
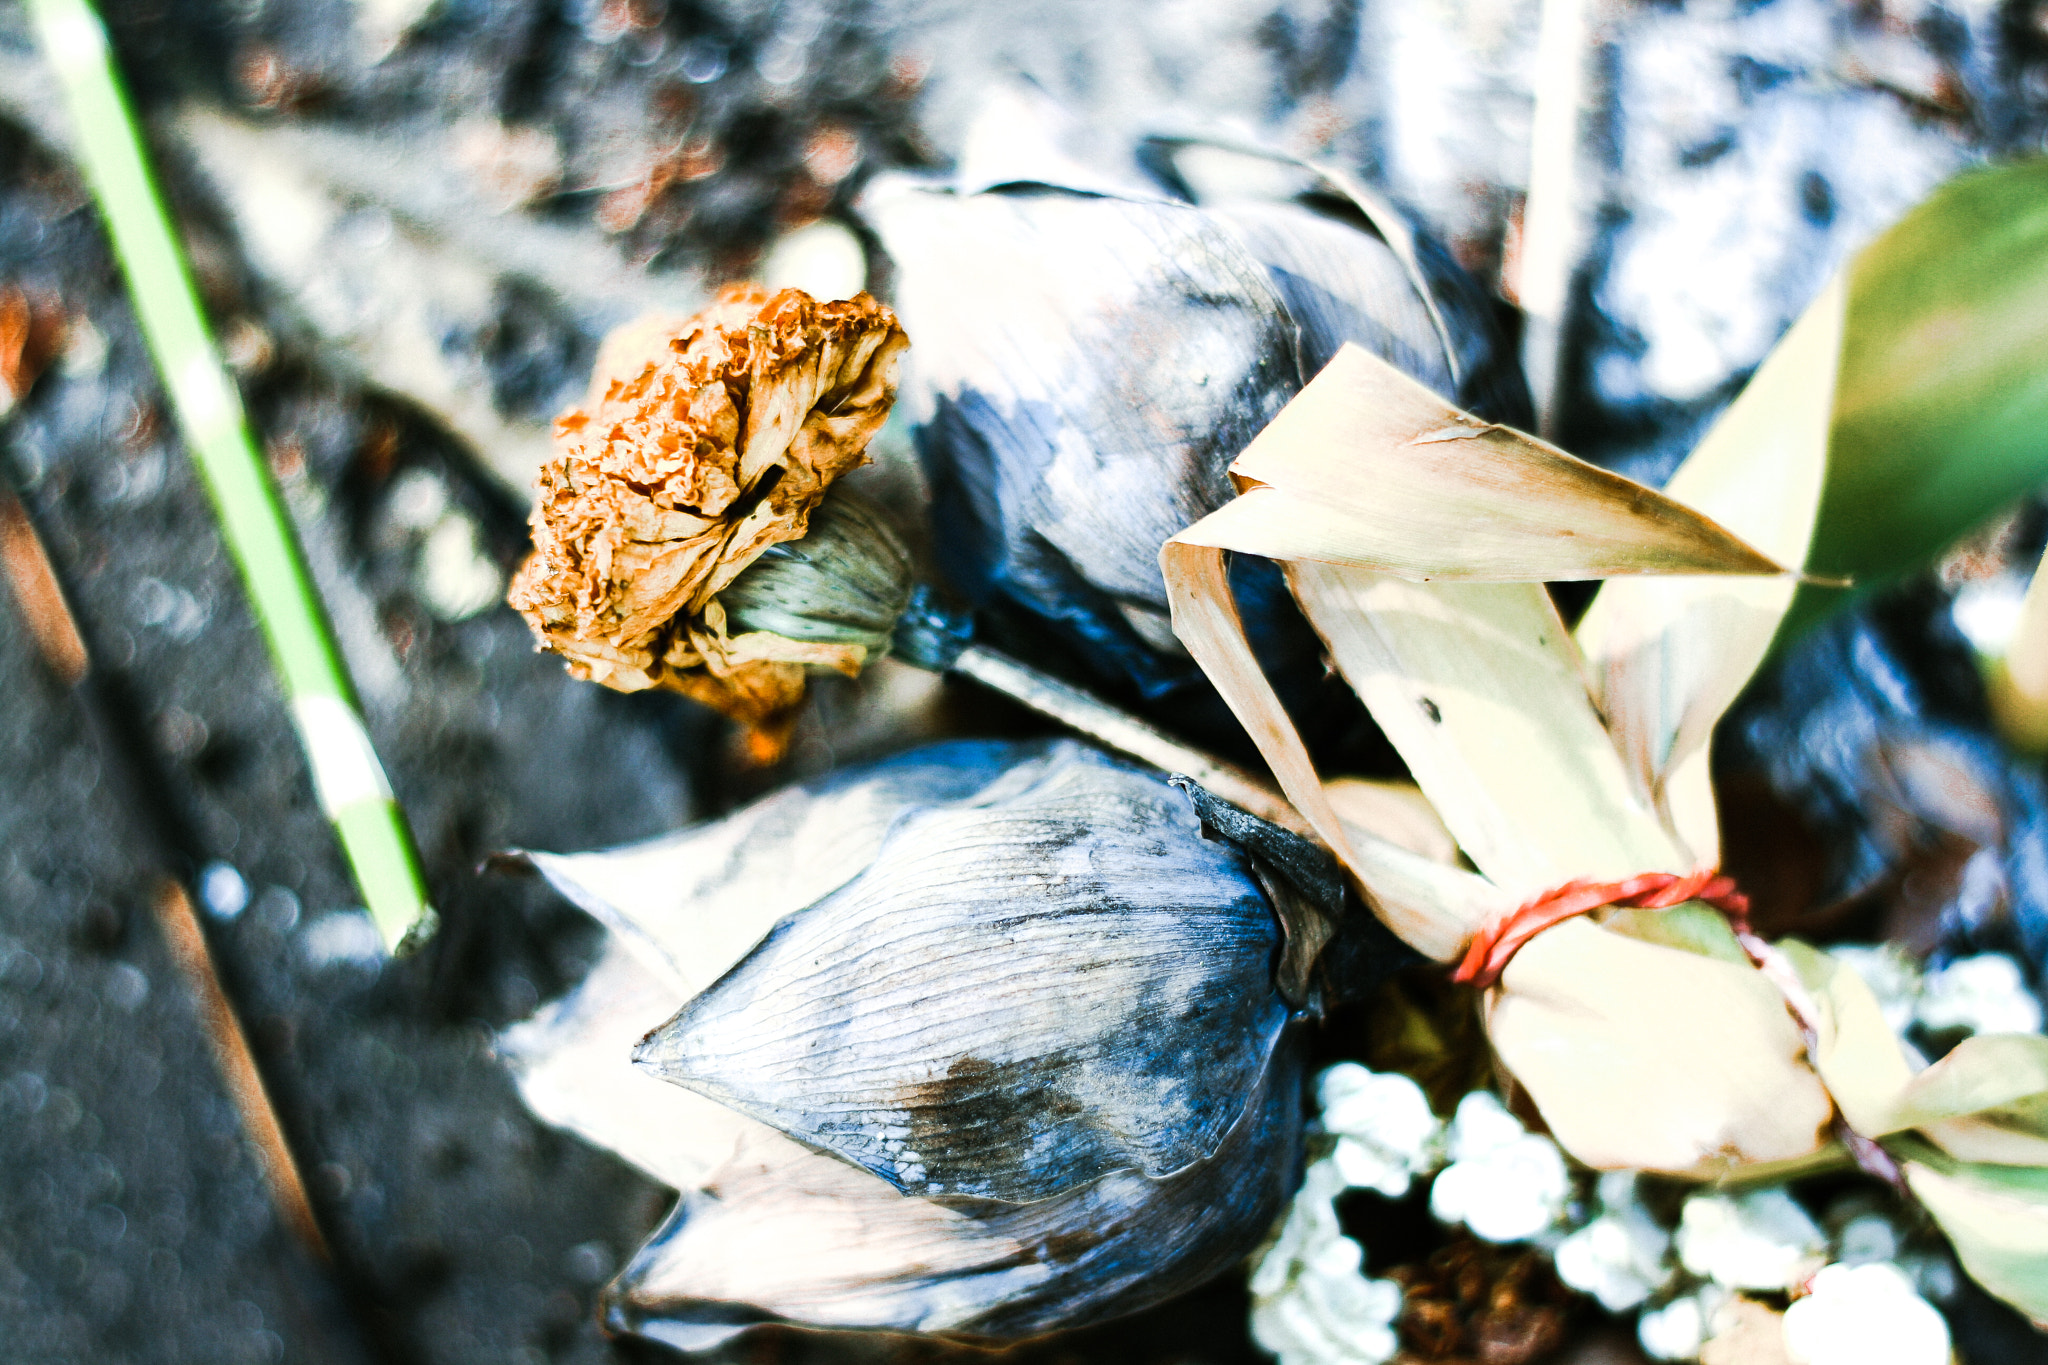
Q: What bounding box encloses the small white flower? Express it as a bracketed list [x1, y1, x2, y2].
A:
[1781, 1262, 1951, 1365]
[1554, 1172, 1673, 1311]
[1637, 1286, 1726, 1362]
[1249, 1156, 1404, 1365]
[1318, 1063, 1442, 1198]
[1916, 953, 2044, 1037]
[1675, 1189, 1826, 1291]
[1428, 1092, 1569, 1244]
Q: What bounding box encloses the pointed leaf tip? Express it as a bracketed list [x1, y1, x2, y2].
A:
[1174, 344, 1789, 584]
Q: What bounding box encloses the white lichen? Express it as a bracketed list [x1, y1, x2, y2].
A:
[1780, 1262, 1951, 1365]
[1674, 1188, 1826, 1292]
[1553, 1172, 1674, 1311]
[1427, 1091, 1569, 1245]
[1317, 1062, 1441, 1198]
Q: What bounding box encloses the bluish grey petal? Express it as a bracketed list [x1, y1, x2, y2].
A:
[606, 1031, 1304, 1347]
[634, 745, 1288, 1204]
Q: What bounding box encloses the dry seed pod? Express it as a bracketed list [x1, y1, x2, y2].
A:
[498, 740, 1407, 1347]
[507, 283, 908, 758]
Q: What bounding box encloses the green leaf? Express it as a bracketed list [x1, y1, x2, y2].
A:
[1787, 158, 2048, 639]
[1895, 1136, 2048, 1325]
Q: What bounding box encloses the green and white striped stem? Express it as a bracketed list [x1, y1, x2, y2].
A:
[29, 0, 433, 952]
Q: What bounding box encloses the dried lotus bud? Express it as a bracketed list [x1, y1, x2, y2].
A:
[507, 284, 909, 758]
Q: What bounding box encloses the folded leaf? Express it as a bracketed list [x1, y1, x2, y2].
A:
[1161, 539, 1478, 961]
[1777, 939, 1918, 1138]
[1173, 345, 1788, 583]
[1287, 567, 1681, 902]
[1487, 918, 1834, 1174]
[1575, 276, 1846, 864]
[1894, 1035, 2048, 1165]
[1897, 1139, 2048, 1326]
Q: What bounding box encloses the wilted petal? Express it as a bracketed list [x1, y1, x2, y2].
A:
[514, 740, 1033, 994]
[634, 745, 1288, 1203]
[497, 935, 760, 1190]
[605, 1040, 1303, 1348]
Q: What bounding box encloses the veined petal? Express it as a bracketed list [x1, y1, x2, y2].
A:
[496, 935, 763, 1191]
[634, 745, 1287, 1204]
[605, 1039, 1304, 1347]
[510, 740, 1032, 995]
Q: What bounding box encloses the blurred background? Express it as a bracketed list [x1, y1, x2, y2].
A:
[1, 0, 2046, 1363]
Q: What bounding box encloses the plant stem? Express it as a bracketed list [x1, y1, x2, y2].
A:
[27, 0, 433, 951]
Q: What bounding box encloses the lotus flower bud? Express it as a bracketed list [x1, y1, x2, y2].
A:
[507, 284, 909, 759]
[498, 740, 1407, 1348]
[860, 145, 1527, 752]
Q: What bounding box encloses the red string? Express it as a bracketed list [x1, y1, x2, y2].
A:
[1451, 868, 1751, 989]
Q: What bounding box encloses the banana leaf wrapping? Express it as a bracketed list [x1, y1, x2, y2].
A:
[497, 740, 1404, 1349]
[861, 154, 1528, 758]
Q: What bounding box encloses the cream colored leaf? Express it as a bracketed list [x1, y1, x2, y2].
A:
[1899, 1147, 2048, 1325]
[1777, 939, 1919, 1137]
[1286, 565, 1681, 901]
[1884, 1039, 2048, 1146]
[1160, 539, 1481, 961]
[1575, 277, 1847, 862]
[1170, 344, 1789, 583]
[1322, 777, 1458, 865]
[1487, 918, 1835, 1174]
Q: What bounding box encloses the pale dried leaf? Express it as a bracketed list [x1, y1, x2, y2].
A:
[1777, 939, 1918, 1137]
[1900, 1147, 2048, 1324]
[1160, 540, 1477, 960]
[1489, 919, 1835, 1173]
[1322, 777, 1458, 864]
[1172, 345, 1788, 582]
[1575, 277, 1847, 863]
[1287, 566, 1680, 901]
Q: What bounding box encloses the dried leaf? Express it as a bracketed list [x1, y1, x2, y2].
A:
[1776, 938, 1918, 1138]
[1486, 919, 1832, 1173]
[1173, 345, 1789, 583]
[1576, 275, 1847, 864]
[1286, 569, 1680, 902]
[1897, 1140, 2048, 1325]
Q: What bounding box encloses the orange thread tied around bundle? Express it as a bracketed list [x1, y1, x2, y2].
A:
[1451, 869, 1752, 990]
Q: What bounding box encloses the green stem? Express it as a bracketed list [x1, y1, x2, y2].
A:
[28, 0, 433, 952]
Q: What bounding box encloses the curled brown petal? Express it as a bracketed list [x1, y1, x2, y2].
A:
[508, 284, 909, 754]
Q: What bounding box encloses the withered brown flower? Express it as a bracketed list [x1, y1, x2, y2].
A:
[508, 284, 908, 757]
